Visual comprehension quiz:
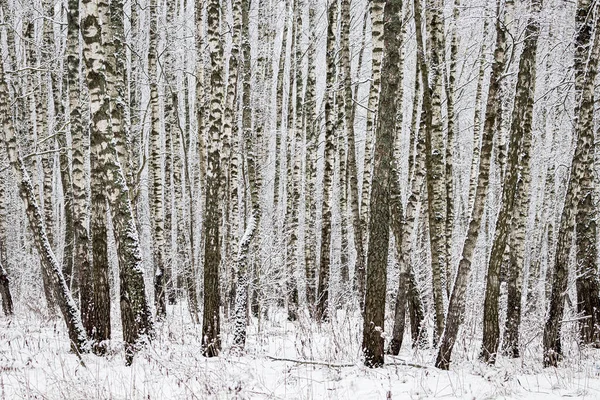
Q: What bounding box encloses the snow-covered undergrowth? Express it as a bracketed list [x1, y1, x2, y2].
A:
[1, 305, 599, 399]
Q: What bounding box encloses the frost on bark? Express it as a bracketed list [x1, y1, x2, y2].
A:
[316, 0, 338, 322]
[222, 0, 243, 314]
[421, 0, 447, 343]
[232, 0, 257, 348]
[1, 58, 88, 354]
[434, 0, 504, 370]
[544, 0, 600, 366]
[148, 0, 167, 319]
[202, 0, 224, 358]
[362, 0, 400, 368]
[86, 1, 112, 350]
[481, 0, 542, 364]
[355, 0, 384, 310]
[81, 0, 153, 364]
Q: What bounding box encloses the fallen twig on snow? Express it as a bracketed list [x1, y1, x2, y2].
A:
[266, 355, 428, 369]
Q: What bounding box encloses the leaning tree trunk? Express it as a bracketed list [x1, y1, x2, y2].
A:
[362, 0, 401, 368]
[544, 0, 600, 366]
[315, 0, 338, 322]
[434, 0, 505, 370]
[0, 59, 88, 354]
[202, 0, 224, 358]
[481, 0, 542, 364]
[81, 0, 153, 365]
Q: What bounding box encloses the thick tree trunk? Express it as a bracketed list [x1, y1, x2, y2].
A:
[362, 0, 400, 368]
[202, 0, 224, 358]
[356, 0, 384, 310]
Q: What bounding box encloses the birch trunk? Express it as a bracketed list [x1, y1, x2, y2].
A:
[148, 0, 167, 319]
[232, 0, 257, 348]
[423, 0, 447, 343]
[316, 0, 338, 322]
[362, 0, 400, 368]
[356, 0, 384, 309]
[202, 0, 224, 357]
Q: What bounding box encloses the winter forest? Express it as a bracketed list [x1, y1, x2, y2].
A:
[0, 0, 600, 397]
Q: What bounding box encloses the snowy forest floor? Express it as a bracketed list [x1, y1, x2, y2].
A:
[1, 304, 600, 399]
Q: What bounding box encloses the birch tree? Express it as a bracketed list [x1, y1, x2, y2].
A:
[201, 0, 225, 357]
[362, 0, 401, 368]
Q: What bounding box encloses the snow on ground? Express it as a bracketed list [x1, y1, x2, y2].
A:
[1, 305, 599, 399]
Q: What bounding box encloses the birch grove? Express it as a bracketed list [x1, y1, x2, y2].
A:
[0, 0, 599, 381]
